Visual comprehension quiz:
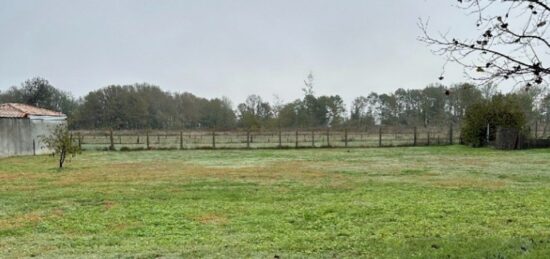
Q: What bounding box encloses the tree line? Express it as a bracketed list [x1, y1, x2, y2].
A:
[1, 76, 549, 132]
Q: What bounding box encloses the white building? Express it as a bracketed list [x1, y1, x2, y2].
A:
[0, 103, 67, 157]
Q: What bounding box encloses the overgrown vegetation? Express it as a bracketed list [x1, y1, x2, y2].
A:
[462, 94, 528, 147]
[1, 147, 550, 257]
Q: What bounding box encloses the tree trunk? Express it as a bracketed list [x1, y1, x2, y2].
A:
[59, 150, 66, 168]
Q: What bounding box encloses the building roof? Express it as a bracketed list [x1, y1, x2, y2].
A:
[0, 103, 65, 118]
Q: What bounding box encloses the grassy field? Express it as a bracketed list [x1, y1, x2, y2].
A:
[1, 146, 550, 258]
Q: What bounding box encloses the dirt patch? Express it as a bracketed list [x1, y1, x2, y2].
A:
[0, 172, 48, 181]
[432, 178, 507, 190]
[103, 200, 116, 210]
[51, 209, 64, 217]
[50, 160, 352, 188]
[194, 214, 228, 225]
[0, 212, 44, 229]
[112, 223, 130, 231]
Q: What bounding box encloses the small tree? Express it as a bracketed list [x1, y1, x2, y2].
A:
[41, 124, 80, 168]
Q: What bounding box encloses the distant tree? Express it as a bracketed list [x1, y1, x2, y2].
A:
[0, 77, 78, 116]
[293, 72, 347, 128]
[515, 85, 544, 125]
[395, 89, 424, 126]
[237, 95, 273, 129]
[200, 97, 237, 129]
[270, 95, 285, 128]
[480, 84, 499, 100]
[41, 125, 80, 168]
[421, 85, 449, 127]
[349, 96, 376, 129]
[378, 93, 400, 126]
[73, 85, 150, 129]
[173, 92, 208, 128]
[72, 83, 237, 130]
[420, 0, 550, 89]
[29, 73, 547, 132]
[447, 83, 484, 124]
[365, 93, 381, 125]
[299, 72, 321, 127]
[277, 100, 301, 128]
[540, 93, 550, 135]
[135, 84, 177, 129]
[317, 95, 346, 127]
[303, 72, 315, 96]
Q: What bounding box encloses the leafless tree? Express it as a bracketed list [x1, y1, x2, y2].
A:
[419, 0, 550, 91]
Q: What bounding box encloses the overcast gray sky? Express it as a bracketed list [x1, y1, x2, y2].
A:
[0, 0, 472, 106]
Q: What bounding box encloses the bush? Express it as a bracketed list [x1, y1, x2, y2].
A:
[461, 94, 526, 147]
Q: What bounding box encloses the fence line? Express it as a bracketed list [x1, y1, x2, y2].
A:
[71, 125, 460, 151]
[528, 121, 550, 140]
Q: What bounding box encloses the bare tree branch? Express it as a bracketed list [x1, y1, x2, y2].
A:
[420, 0, 550, 90]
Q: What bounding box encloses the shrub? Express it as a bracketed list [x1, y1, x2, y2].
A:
[461, 94, 526, 147]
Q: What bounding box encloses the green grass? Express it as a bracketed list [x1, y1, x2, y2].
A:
[1, 146, 550, 258]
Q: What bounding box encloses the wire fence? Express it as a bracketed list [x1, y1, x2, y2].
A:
[71, 125, 460, 151]
[528, 121, 550, 140]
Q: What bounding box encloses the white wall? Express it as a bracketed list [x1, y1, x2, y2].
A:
[0, 117, 66, 157]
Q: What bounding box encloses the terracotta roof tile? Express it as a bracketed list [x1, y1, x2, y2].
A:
[0, 103, 65, 118]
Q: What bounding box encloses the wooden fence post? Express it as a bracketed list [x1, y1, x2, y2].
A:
[449, 124, 453, 145]
[146, 130, 150, 149]
[485, 123, 491, 144]
[535, 120, 539, 139]
[278, 130, 282, 148]
[33, 139, 36, 155]
[311, 130, 315, 147]
[344, 129, 348, 148]
[413, 127, 417, 146]
[295, 130, 299, 148]
[326, 128, 330, 147]
[109, 129, 115, 150]
[212, 131, 216, 149]
[378, 127, 382, 147]
[246, 131, 250, 148]
[427, 131, 431, 146]
[180, 131, 183, 150]
[78, 132, 82, 150]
